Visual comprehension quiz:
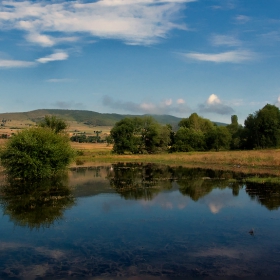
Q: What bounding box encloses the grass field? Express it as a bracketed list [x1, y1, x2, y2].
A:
[1, 139, 280, 176]
[0, 120, 112, 139]
[70, 142, 280, 175]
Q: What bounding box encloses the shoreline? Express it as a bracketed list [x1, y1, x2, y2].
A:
[71, 143, 280, 176]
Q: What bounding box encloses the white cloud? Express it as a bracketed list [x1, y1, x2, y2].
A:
[183, 49, 256, 63]
[140, 102, 156, 111]
[207, 94, 221, 105]
[199, 94, 234, 115]
[235, 15, 250, 24]
[102, 95, 190, 115]
[0, 0, 196, 46]
[26, 33, 56, 47]
[275, 96, 280, 107]
[177, 98, 185, 104]
[0, 59, 35, 68]
[164, 99, 172, 106]
[211, 34, 241, 47]
[261, 31, 280, 43]
[37, 51, 68, 63]
[26, 33, 80, 47]
[46, 78, 76, 83]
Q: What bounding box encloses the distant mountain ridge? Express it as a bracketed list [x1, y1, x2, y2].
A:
[0, 109, 227, 127]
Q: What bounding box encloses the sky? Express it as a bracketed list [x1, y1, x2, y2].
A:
[0, 0, 280, 124]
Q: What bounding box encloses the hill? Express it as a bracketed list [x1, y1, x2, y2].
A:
[0, 109, 183, 127]
[0, 109, 227, 126]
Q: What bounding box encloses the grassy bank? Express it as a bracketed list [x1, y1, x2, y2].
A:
[71, 143, 280, 175]
[1, 140, 280, 175]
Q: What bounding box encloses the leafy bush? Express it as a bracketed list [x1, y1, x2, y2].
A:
[0, 127, 75, 179]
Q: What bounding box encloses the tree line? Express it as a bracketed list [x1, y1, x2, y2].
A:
[109, 104, 280, 154]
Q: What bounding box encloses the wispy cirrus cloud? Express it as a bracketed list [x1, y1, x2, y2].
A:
[210, 34, 241, 47]
[235, 15, 251, 24]
[102, 95, 190, 115]
[37, 52, 68, 63]
[198, 94, 234, 115]
[183, 49, 256, 63]
[210, 0, 236, 10]
[46, 78, 76, 83]
[26, 33, 80, 47]
[0, 59, 35, 68]
[275, 96, 280, 107]
[0, 0, 196, 47]
[260, 31, 280, 44]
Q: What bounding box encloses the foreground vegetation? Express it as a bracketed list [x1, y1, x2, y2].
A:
[109, 104, 280, 154]
[0, 116, 74, 179]
[70, 143, 280, 175]
[1, 104, 280, 179]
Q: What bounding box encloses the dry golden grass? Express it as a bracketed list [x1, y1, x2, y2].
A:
[67, 122, 112, 137]
[0, 120, 112, 139]
[72, 143, 280, 175]
[1, 138, 280, 175]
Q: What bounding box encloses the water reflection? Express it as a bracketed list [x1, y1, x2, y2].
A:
[246, 182, 280, 210]
[1, 163, 279, 229]
[107, 163, 233, 202]
[1, 164, 280, 279]
[0, 175, 75, 229]
[107, 163, 173, 200]
[103, 163, 280, 210]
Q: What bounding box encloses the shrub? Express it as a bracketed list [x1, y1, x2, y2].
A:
[0, 127, 75, 179]
[38, 115, 68, 134]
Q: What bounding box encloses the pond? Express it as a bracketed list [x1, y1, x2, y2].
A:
[0, 163, 280, 279]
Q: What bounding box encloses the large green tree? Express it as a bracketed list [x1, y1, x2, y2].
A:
[226, 115, 243, 150]
[242, 104, 280, 149]
[172, 128, 205, 152]
[172, 113, 213, 152]
[206, 126, 232, 151]
[110, 117, 171, 154]
[179, 113, 214, 133]
[110, 117, 142, 154]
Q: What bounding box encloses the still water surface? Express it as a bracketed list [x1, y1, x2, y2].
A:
[0, 163, 280, 279]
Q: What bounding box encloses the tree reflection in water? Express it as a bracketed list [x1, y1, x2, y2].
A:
[0, 175, 75, 229]
[246, 182, 280, 210]
[106, 163, 280, 210]
[107, 163, 173, 200]
[175, 168, 244, 201]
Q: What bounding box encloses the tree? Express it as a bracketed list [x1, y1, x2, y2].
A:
[179, 113, 214, 133]
[110, 117, 142, 154]
[242, 113, 258, 149]
[256, 104, 280, 148]
[242, 104, 280, 149]
[0, 127, 75, 179]
[172, 113, 213, 152]
[206, 126, 232, 151]
[110, 117, 171, 154]
[140, 117, 171, 153]
[38, 115, 68, 134]
[226, 115, 243, 150]
[172, 128, 205, 152]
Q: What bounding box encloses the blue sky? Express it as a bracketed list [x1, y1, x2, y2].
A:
[0, 0, 280, 124]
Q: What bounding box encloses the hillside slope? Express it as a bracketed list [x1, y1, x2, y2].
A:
[0, 109, 227, 128]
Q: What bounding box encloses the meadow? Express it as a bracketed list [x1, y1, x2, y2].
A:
[1, 123, 280, 176]
[69, 142, 280, 176]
